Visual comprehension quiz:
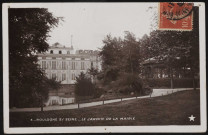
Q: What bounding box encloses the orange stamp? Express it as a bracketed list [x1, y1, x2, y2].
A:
[159, 2, 193, 31]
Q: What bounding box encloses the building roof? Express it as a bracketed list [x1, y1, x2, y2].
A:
[76, 49, 100, 55]
[50, 42, 73, 50]
[37, 53, 91, 59]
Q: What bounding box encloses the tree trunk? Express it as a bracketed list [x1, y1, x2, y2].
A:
[170, 68, 174, 89]
[192, 72, 196, 90]
[129, 50, 134, 74]
[191, 68, 196, 90]
[40, 97, 43, 112]
[193, 78, 196, 90]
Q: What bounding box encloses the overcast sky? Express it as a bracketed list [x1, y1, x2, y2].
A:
[47, 3, 158, 50]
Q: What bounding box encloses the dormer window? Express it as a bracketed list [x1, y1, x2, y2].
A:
[50, 50, 53, 54]
[59, 50, 62, 54]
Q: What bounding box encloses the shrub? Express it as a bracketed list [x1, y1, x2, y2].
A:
[143, 78, 170, 88]
[75, 72, 95, 97]
[173, 78, 200, 88]
[104, 66, 120, 83]
[110, 73, 145, 96]
[143, 78, 200, 88]
[93, 87, 104, 98]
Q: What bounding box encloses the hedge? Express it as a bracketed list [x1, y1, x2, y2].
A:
[143, 78, 200, 88]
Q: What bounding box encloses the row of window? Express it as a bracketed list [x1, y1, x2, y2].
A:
[50, 50, 71, 54]
[41, 61, 86, 70]
[51, 73, 76, 81]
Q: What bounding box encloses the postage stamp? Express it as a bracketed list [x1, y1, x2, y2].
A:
[2, 2, 206, 134]
[159, 2, 193, 31]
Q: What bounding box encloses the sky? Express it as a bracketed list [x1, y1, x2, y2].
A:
[47, 3, 158, 50]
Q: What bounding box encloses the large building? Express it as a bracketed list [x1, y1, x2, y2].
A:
[37, 42, 101, 106]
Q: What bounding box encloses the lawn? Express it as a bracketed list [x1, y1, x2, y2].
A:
[9, 90, 200, 127]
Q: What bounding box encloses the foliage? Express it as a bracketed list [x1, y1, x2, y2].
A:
[93, 87, 104, 98]
[107, 73, 145, 96]
[103, 65, 120, 83]
[140, 7, 199, 88]
[99, 32, 144, 95]
[99, 35, 123, 82]
[99, 32, 142, 83]
[87, 66, 99, 84]
[75, 72, 95, 97]
[100, 35, 123, 68]
[9, 8, 62, 108]
[143, 78, 199, 88]
[87, 67, 98, 77]
[122, 31, 141, 73]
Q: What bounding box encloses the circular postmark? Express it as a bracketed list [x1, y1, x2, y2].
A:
[162, 2, 193, 20]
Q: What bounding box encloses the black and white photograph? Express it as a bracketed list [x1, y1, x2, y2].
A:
[3, 2, 206, 133]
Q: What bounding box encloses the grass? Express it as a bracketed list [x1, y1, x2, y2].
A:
[75, 93, 140, 104]
[10, 90, 200, 127]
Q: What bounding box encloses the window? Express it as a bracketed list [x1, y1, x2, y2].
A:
[49, 61, 51, 69]
[50, 50, 53, 54]
[81, 62, 85, 70]
[72, 73, 76, 80]
[62, 74, 66, 81]
[72, 61, 75, 70]
[59, 50, 62, 54]
[62, 61, 66, 70]
[52, 73, 56, 79]
[67, 51, 70, 54]
[42, 61, 46, 69]
[52, 61, 56, 69]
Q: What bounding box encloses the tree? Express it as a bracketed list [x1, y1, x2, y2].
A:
[140, 6, 199, 89]
[99, 34, 123, 83]
[88, 67, 98, 76]
[113, 73, 144, 95]
[139, 34, 151, 61]
[99, 32, 144, 95]
[100, 32, 142, 83]
[87, 66, 98, 84]
[100, 35, 123, 67]
[75, 72, 95, 97]
[9, 8, 62, 108]
[122, 31, 141, 74]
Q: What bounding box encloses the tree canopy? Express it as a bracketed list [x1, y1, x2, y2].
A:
[99, 32, 142, 83]
[139, 7, 199, 88]
[140, 7, 199, 79]
[99, 7, 199, 90]
[9, 8, 62, 108]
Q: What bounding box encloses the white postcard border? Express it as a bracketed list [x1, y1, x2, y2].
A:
[3, 2, 207, 133]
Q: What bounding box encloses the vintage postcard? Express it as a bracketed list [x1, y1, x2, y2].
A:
[3, 2, 206, 133]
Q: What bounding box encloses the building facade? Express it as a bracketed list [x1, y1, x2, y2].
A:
[37, 43, 101, 106]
